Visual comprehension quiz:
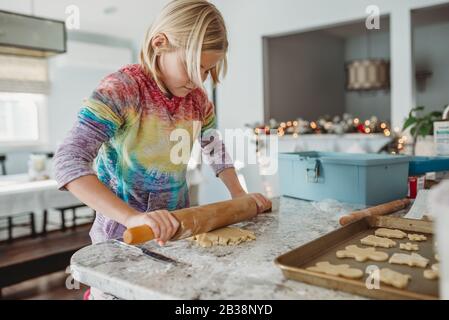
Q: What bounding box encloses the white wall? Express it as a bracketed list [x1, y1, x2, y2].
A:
[198, 0, 449, 202]
[344, 20, 449, 121]
[213, 0, 449, 132]
[345, 31, 391, 122]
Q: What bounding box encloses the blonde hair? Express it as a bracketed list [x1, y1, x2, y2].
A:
[139, 0, 228, 92]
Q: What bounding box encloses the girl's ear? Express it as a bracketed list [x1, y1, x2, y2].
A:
[151, 33, 169, 53]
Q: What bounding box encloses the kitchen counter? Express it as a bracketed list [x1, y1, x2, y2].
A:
[70, 197, 371, 299]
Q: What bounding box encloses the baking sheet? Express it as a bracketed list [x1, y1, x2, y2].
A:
[275, 216, 438, 299]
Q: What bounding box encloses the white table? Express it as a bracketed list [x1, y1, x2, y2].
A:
[0, 174, 82, 218]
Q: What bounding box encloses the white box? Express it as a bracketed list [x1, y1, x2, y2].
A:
[434, 121, 449, 156]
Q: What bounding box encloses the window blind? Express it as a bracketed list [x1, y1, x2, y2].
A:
[0, 54, 50, 94]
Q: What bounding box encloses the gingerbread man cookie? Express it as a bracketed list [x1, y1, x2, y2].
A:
[336, 245, 389, 262]
[389, 252, 429, 268]
[399, 242, 419, 251]
[361, 235, 396, 248]
[407, 234, 427, 242]
[423, 263, 439, 280]
[375, 228, 407, 239]
[378, 268, 411, 289]
[306, 262, 363, 279]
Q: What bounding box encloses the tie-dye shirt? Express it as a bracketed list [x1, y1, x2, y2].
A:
[54, 64, 233, 243]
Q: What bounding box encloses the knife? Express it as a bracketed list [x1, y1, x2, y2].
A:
[113, 238, 186, 266]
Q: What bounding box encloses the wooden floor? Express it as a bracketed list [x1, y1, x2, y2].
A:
[2, 271, 88, 300]
[0, 224, 92, 300]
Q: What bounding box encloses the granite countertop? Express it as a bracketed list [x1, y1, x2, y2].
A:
[70, 197, 371, 299]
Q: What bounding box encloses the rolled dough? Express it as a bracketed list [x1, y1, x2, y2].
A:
[190, 227, 256, 248]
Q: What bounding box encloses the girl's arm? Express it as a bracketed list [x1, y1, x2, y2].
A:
[65, 175, 179, 245]
[54, 71, 178, 244]
[65, 175, 138, 226]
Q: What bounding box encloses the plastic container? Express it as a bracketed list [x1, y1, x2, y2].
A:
[279, 152, 410, 205]
[408, 156, 449, 176]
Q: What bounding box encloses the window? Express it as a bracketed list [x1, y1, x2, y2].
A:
[0, 92, 43, 144]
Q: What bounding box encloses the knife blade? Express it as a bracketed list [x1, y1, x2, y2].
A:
[113, 238, 186, 266]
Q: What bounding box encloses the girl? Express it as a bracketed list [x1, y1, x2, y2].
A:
[54, 0, 271, 251]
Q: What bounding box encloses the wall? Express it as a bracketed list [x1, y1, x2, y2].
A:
[344, 31, 391, 121]
[414, 21, 449, 111]
[264, 31, 345, 121]
[200, 0, 448, 202]
[213, 0, 448, 132]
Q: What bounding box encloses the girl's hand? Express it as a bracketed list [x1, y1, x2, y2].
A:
[232, 192, 272, 214]
[124, 210, 180, 246]
[248, 193, 272, 213]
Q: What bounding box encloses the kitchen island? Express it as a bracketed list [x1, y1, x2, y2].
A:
[70, 197, 369, 299]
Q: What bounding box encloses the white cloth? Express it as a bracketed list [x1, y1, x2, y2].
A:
[0, 174, 82, 217]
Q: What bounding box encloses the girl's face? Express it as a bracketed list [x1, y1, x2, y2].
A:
[158, 49, 223, 98]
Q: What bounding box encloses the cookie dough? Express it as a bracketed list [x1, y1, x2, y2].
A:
[336, 245, 389, 262]
[190, 227, 256, 247]
[361, 235, 396, 248]
[423, 263, 439, 280]
[306, 262, 363, 279]
[407, 234, 427, 242]
[399, 242, 419, 251]
[379, 268, 411, 289]
[389, 252, 429, 268]
[375, 228, 407, 239]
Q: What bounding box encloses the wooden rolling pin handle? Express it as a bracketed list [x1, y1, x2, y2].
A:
[123, 225, 155, 245]
[123, 195, 261, 245]
[339, 212, 370, 226]
[339, 198, 410, 226]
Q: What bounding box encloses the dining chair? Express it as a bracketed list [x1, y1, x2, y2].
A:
[42, 152, 94, 233]
[0, 154, 37, 241]
[0, 154, 6, 175]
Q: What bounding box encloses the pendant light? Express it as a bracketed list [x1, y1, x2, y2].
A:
[346, 30, 390, 91]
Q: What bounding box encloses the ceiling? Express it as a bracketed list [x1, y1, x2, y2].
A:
[0, 0, 170, 44]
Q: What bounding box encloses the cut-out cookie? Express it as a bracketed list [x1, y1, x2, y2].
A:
[407, 234, 427, 242]
[190, 227, 256, 247]
[375, 228, 407, 239]
[361, 235, 396, 248]
[389, 252, 429, 268]
[424, 263, 439, 280]
[399, 242, 419, 251]
[379, 268, 411, 289]
[306, 262, 363, 279]
[336, 245, 389, 262]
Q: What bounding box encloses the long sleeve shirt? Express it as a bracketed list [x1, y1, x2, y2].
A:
[53, 64, 233, 243]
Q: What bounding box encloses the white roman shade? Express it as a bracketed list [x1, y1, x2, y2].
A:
[0, 54, 50, 94]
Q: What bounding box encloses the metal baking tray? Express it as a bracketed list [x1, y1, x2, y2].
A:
[275, 216, 438, 299]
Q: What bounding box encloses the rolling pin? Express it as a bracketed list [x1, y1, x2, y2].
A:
[339, 198, 411, 226]
[123, 195, 263, 245]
